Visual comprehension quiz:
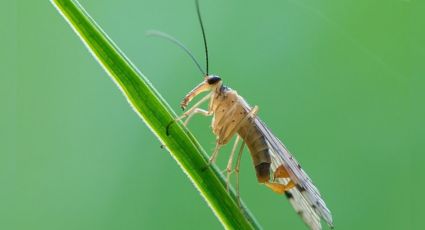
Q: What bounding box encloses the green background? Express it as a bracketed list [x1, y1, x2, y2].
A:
[2, 0, 424, 229]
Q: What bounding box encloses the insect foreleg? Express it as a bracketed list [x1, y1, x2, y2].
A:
[182, 92, 212, 114]
[166, 93, 212, 135]
[183, 108, 211, 126]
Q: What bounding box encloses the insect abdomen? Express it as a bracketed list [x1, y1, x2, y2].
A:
[238, 122, 271, 183]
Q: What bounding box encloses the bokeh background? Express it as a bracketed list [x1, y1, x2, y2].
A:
[3, 0, 424, 229]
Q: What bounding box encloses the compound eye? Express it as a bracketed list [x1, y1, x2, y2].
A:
[207, 76, 221, 85]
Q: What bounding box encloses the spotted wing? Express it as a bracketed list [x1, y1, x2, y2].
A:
[254, 118, 334, 230]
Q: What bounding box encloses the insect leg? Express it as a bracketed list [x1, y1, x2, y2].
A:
[179, 93, 212, 121]
[209, 142, 223, 164]
[180, 81, 210, 109]
[183, 108, 211, 125]
[234, 122, 254, 205]
[235, 140, 246, 206]
[225, 135, 241, 192]
[166, 93, 211, 135]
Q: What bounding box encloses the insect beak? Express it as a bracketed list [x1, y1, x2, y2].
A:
[180, 81, 210, 110]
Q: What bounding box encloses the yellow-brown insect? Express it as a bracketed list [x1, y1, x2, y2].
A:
[178, 75, 294, 194]
[174, 75, 332, 230]
[152, 1, 333, 229]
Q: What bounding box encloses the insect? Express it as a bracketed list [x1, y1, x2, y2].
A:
[149, 1, 333, 229]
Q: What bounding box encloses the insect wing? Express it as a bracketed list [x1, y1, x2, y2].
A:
[254, 118, 334, 229]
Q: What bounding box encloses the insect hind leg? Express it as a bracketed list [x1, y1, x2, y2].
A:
[225, 136, 241, 192]
[234, 139, 246, 206]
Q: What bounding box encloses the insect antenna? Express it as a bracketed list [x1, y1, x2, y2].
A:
[146, 30, 206, 76]
[195, 0, 209, 75]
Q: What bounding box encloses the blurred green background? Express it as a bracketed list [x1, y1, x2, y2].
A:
[2, 0, 424, 229]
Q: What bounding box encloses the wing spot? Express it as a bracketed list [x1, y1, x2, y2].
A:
[284, 191, 293, 199]
[296, 184, 306, 192]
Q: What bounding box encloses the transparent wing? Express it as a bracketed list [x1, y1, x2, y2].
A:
[254, 118, 334, 230]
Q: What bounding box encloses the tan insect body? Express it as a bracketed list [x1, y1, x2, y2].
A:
[178, 76, 293, 192]
[171, 75, 333, 230]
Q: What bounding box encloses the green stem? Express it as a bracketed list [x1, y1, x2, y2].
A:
[50, 0, 261, 229]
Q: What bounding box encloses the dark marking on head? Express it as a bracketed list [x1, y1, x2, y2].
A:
[207, 76, 221, 85]
[284, 191, 293, 199]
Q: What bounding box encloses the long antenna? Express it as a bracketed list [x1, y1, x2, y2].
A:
[195, 0, 209, 75]
[146, 30, 206, 76]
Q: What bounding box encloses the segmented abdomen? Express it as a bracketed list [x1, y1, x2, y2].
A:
[238, 121, 271, 183]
